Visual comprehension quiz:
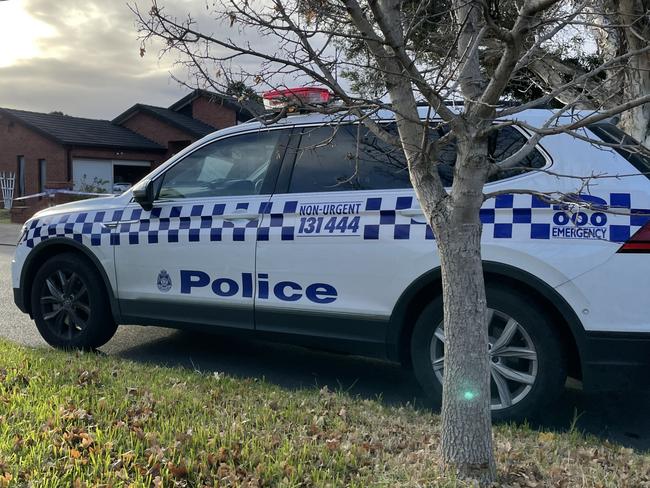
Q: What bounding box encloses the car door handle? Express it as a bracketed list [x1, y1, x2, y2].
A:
[223, 213, 258, 222]
[397, 209, 428, 225]
[397, 209, 425, 218]
[102, 219, 140, 229]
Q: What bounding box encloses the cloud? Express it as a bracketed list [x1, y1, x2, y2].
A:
[0, 58, 186, 118]
[0, 0, 217, 118]
[0, 0, 326, 119]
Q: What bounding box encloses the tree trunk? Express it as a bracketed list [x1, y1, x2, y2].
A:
[437, 223, 495, 483]
[425, 136, 496, 484]
[620, 64, 650, 147]
[371, 2, 496, 482]
[617, 0, 650, 147]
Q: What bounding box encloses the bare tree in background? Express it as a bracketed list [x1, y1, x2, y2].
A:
[134, 0, 650, 483]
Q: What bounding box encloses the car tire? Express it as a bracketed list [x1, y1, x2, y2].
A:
[30, 253, 118, 350]
[410, 286, 567, 422]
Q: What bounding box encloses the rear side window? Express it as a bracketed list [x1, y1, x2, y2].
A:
[489, 126, 547, 180]
[288, 124, 547, 193]
[433, 125, 547, 186]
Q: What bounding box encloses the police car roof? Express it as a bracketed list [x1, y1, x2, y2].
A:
[210, 106, 597, 139]
[140, 105, 608, 193]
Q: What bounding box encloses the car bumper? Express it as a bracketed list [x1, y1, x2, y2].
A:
[14, 287, 27, 313]
[582, 331, 650, 391]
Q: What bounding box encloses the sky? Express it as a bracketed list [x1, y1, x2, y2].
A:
[0, 0, 206, 119]
[0, 0, 344, 120]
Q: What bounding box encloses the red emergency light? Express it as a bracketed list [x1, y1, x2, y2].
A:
[262, 87, 332, 110]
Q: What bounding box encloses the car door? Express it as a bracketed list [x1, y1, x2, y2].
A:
[254, 123, 433, 353]
[114, 128, 290, 330]
[254, 122, 557, 352]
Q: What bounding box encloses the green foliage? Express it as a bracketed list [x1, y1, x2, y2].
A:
[77, 177, 110, 194]
[226, 81, 263, 104]
[328, 0, 605, 104]
[0, 339, 648, 486]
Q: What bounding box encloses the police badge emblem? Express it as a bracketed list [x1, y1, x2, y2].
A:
[157, 270, 172, 292]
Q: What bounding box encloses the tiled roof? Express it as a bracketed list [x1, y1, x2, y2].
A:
[168, 89, 264, 121]
[0, 108, 165, 151]
[114, 104, 217, 138]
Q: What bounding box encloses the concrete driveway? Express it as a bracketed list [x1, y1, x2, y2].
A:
[0, 222, 21, 246]
[0, 242, 648, 452]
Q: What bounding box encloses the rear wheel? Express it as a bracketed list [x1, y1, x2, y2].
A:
[31, 253, 117, 349]
[411, 286, 567, 422]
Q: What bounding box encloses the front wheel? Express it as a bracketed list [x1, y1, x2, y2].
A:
[411, 286, 567, 422]
[31, 253, 118, 350]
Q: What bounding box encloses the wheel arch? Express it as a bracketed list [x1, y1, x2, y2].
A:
[387, 261, 586, 380]
[19, 238, 122, 323]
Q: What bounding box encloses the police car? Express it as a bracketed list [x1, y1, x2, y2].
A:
[11, 88, 650, 420]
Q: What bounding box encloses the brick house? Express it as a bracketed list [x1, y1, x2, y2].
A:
[0, 90, 260, 221]
[112, 89, 260, 161]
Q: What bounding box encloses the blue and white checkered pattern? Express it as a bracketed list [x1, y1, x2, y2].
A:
[360, 195, 435, 240]
[19, 192, 650, 248]
[256, 200, 298, 241]
[356, 193, 553, 241]
[21, 201, 264, 248]
[604, 192, 650, 242]
[116, 203, 261, 245]
[22, 210, 119, 249]
[358, 193, 650, 242]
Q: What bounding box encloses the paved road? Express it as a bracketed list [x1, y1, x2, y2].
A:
[0, 222, 21, 246]
[0, 243, 649, 452]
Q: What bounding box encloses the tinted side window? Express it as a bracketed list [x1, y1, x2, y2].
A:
[289, 125, 411, 193]
[489, 126, 547, 181]
[434, 126, 547, 185]
[287, 124, 546, 193]
[429, 127, 456, 187]
[158, 131, 283, 199]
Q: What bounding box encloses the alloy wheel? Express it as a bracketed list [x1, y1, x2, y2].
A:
[430, 309, 538, 410]
[39, 269, 91, 341]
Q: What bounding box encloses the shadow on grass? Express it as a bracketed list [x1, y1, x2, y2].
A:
[111, 328, 650, 452]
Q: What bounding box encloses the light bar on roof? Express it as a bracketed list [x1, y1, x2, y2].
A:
[262, 87, 332, 110]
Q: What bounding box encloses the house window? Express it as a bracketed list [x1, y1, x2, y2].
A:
[38, 159, 47, 193]
[17, 156, 25, 197]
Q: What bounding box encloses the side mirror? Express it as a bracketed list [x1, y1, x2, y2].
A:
[132, 179, 154, 211]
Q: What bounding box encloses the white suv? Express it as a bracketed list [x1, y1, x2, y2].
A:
[12, 106, 650, 420]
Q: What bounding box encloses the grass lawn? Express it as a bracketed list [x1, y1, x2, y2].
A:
[0, 209, 10, 224]
[0, 339, 648, 487]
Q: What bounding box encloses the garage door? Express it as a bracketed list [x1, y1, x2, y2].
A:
[72, 159, 113, 192]
[72, 159, 151, 193]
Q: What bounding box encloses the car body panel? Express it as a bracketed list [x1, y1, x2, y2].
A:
[10, 108, 650, 393]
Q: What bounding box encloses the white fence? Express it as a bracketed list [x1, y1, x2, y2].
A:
[0, 172, 15, 210]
